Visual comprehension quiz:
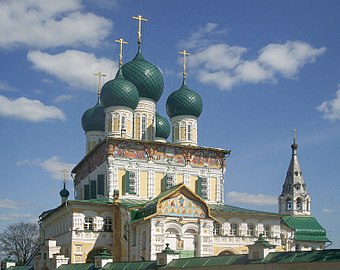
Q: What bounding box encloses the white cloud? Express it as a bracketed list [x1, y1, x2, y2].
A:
[226, 191, 277, 206]
[323, 208, 335, 213]
[182, 23, 326, 91]
[0, 95, 65, 122]
[0, 199, 21, 209]
[27, 50, 116, 90]
[317, 87, 340, 121]
[54, 94, 74, 103]
[0, 213, 34, 221]
[17, 156, 75, 180]
[40, 156, 75, 180]
[258, 41, 326, 78]
[0, 0, 112, 49]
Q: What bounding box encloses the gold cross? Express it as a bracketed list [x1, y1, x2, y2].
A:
[62, 169, 68, 185]
[94, 72, 106, 96]
[132, 15, 148, 45]
[115, 38, 128, 66]
[293, 128, 297, 143]
[179, 50, 190, 81]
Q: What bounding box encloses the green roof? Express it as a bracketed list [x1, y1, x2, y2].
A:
[155, 113, 170, 139]
[209, 203, 280, 216]
[57, 263, 95, 270]
[166, 82, 203, 118]
[263, 249, 340, 263]
[281, 216, 330, 242]
[81, 98, 105, 132]
[163, 249, 340, 268]
[162, 255, 248, 268]
[100, 68, 140, 110]
[122, 50, 164, 102]
[102, 261, 157, 270]
[8, 267, 33, 270]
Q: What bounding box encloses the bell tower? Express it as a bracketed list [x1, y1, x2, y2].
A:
[278, 129, 311, 215]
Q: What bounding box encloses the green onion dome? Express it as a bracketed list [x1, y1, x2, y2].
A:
[81, 98, 105, 132]
[100, 68, 139, 109]
[166, 82, 203, 118]
[122, 50, 164, 102]
[155, 113, 170, 139]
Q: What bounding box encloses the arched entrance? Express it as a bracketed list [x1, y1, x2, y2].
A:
[86, 248, 111, 263]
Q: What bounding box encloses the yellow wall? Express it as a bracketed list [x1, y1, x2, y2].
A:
[210, 177, 217, 202]
[118, 169, 125, 196]
[139, 171, 148, 198]
[176, 174, 184, 184]
[154, 172, 164, 196]
[189, 175, 196, 192]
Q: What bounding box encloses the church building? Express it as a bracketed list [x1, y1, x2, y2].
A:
[34, 15, 330, 267]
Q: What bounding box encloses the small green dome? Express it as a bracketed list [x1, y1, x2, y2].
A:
[100, 69, 139, 109]
[155, 113, 170, 139]
[122, 50, 164, 102]
[81, 99, 105, 132]
[166, 82, 203, 118]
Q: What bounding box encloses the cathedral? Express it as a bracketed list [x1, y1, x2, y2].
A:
[34, 15, 329, 267]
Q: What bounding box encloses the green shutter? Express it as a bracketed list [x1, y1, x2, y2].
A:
[90, 180, 97, 199]
[97, 174, 104, 195]
[197, 177, 202, 196]
[125, 171, 130, 194]
[84, 185, 90, 200]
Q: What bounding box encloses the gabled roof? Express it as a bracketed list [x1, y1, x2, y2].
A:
[209, 203, 281, 217]
[102, 261, 157, 270]
[57, 263, 95, 270]
[281, 215, 330, 242]
[127, 183, 212, 222]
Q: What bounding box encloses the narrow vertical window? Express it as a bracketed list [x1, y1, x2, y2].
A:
[213, 222, 220, 235]
[84, 217, 93, 230]
[247, 224, 254, 236]
[103, 218, 112, 232]
[141, 115, 147, 140]
[230, 223, 238, 236]
[263, 225, 270, 237]
[121, 114, 126, 135]
[187, 123, 192, 141]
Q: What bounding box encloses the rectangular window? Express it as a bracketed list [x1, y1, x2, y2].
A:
[84, 217, 93, 230]
[197, 177, 208, 200]
[90, 180, 97, 199]
[97, 175, 105, 195]
[125, 171, 136, 194]
[263, 225, 270, 237]
[121, 115, 126, 131]
[213, 222, 220, 235]
[103, 218, 112, 232]
[187, 124, 192, 141]
[247, 224, 254, 236]
[165, 174, 175, 190]
[230, 223, 238, 236]
[84, 185, 90, 200]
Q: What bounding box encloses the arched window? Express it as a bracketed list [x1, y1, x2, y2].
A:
[296, 198, 302, 210]
[247, 223, 254, 236]
[141, 115, 147, 140]
[230, 223, 238, 236]
[187, 123, 192, 141]
[103, 218, 112, 232]
[121, 114, 126, 133]
[286, 198, 292, 210]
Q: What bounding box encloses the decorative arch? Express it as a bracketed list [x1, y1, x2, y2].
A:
[182, 223, 199, 234]
[86, 246, 111, 263]
[216, 248, 239, 256]
[164, 222, 182, 234]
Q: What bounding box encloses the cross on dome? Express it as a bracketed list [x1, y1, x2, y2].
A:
[115, 38, 128, 66]
[94, 72, 106, 97]
[179, 49, 190, 83]
[132, 15, 148, 47]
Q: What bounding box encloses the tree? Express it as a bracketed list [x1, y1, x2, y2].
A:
[0, 222, 40, 265]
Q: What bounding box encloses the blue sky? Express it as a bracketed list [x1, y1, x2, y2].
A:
[0, 0, 339, 247]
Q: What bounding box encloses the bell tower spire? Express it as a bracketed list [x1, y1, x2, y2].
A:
[278, 129, 311, 215]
